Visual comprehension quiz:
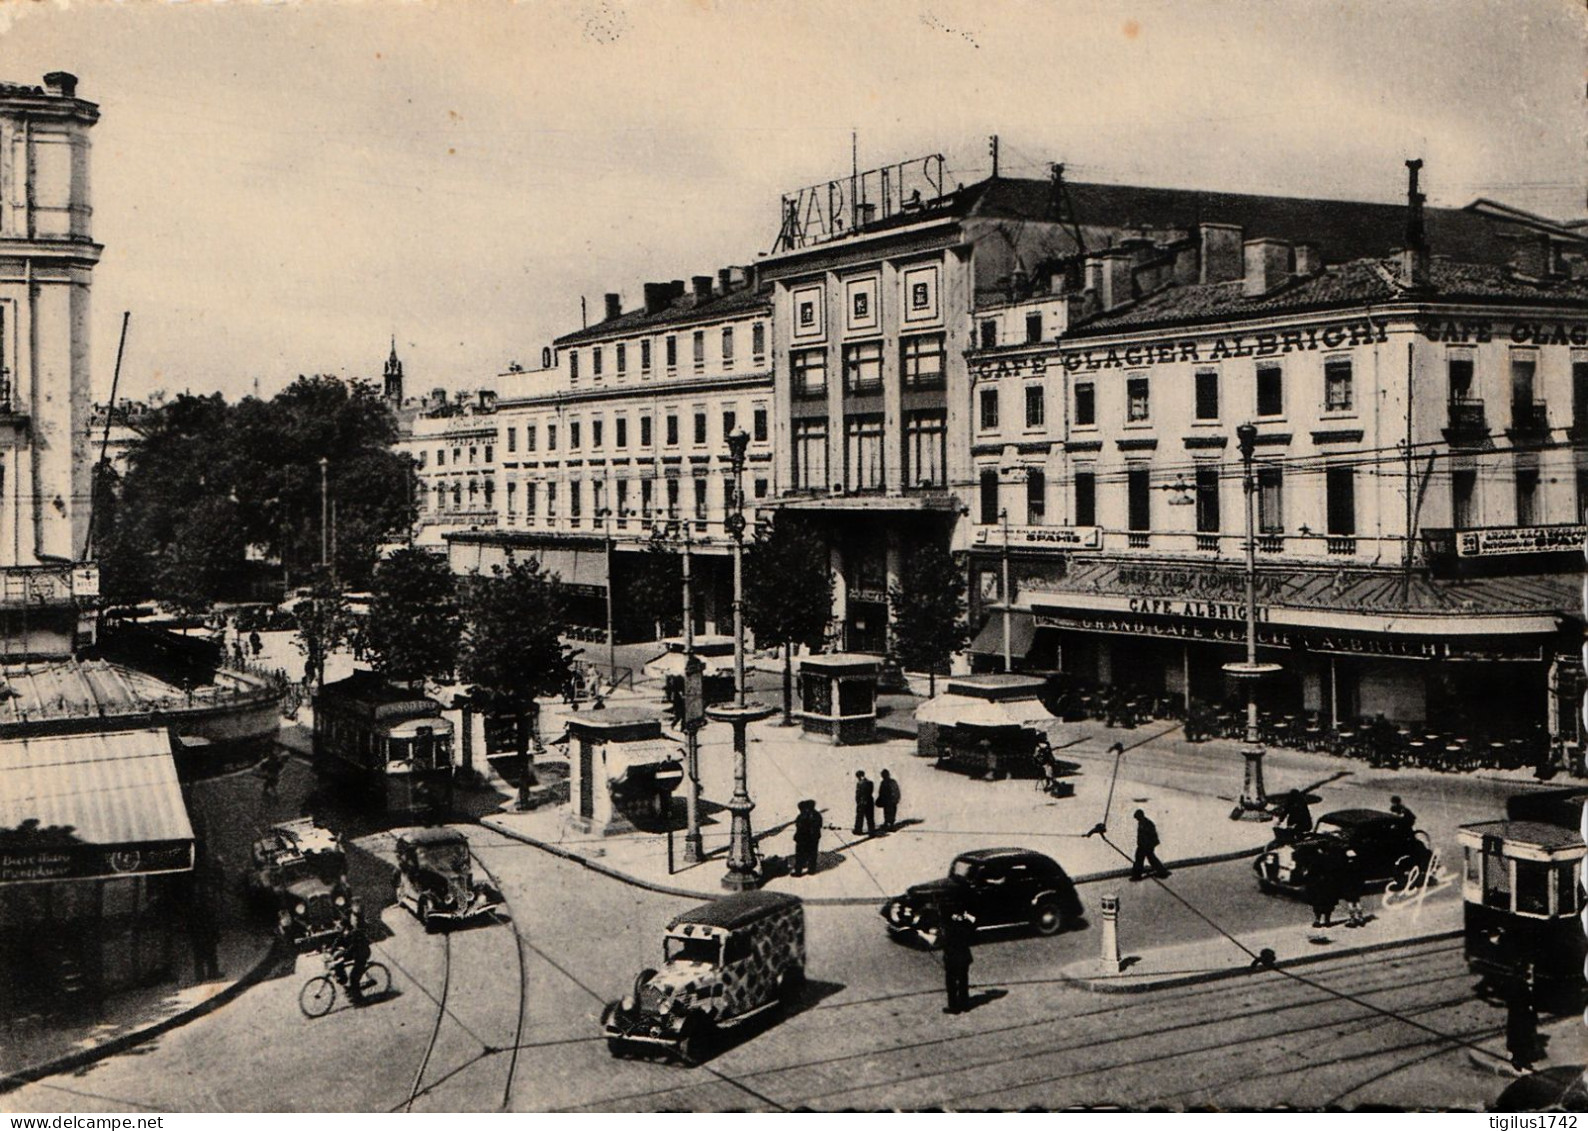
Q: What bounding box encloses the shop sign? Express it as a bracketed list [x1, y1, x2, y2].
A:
[976, 525, 1101, 550]
[0, 840, 193, 885]
[1060, 317, 1389, 373]
[1125, 596, 1271, 623]
[849, 588, 888, 605]
[1456, 525, 1585, 557]
[971, 356, 1048, 382]
[1415, 318, 1588, 347]
[777, 154, 947, 251]
[1116, 564, 1285, 602]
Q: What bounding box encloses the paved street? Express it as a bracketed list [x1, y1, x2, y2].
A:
[4, 819, 1565, 1113]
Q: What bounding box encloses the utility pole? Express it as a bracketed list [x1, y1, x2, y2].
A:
[1000, 507, 1013, 673]
[989, 134, 1000, 178]
[1227, 424, 1277, 821]
[678, 514, 704, 864]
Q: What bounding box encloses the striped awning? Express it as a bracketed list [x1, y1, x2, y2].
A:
[0, 727, 195, 884]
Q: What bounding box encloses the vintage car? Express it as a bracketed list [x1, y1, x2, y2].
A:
[602, 891, 805, 1064]
[244, 818, 352, 949]
[392, 828, 503, 931]
[1254, 808, 1433, 896]
[881, 847, 1084, 947]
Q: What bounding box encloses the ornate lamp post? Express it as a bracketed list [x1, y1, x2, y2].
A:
[710, 428, 774, 891]
[596, 506, 617, 678]
[1225, 422, 1278, 820]
[656, 510, 705, 864]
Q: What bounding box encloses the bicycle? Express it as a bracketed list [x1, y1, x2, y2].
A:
[299, 949, 390, 1018]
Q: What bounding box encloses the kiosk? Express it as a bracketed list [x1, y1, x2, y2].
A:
[798, 654, 880, 745]
[565, 709, 685, 835]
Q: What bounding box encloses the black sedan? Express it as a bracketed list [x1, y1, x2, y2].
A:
[1254, 808, 1433, 896]
[881, 847, 1085, 947]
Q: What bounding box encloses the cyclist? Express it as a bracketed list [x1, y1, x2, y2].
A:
[331, 911, 372, 1007]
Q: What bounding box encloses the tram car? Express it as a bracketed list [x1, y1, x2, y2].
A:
[313, 670, 454, 813]
[1457, 787, 1586, 991]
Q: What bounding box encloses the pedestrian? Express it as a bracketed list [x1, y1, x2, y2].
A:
[249, 630, 262, 658]
[792, 799, 822, 876]
[232, 639, 246, 667]
[979, 737, 1001, 782]
[853, 770, 876, 836]
[1273, 789, 1314, 843]
[1305, 849, 1340, 928]
[877, 769, 901, 832]
[1130, 808, 1170, 881]
[1504, 967, 1540, 1073]
[939, 898, 976, 1015]
[1389, 795, 1416, 828]
[259, 748, 285, 797]
[1339, 847, 1367, 928]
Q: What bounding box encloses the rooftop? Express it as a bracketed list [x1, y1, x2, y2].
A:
[553, 283, 770, 348]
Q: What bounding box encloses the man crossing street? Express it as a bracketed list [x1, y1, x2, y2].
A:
[1131, 808, 1170, 881]
[940, 899, 976, 1014]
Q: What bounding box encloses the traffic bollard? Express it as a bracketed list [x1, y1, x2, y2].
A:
[1099, 892, 1123, 973]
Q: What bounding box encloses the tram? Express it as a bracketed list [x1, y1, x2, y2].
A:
[1457, 787, 1586, 990]
[313, 670, 454, 813]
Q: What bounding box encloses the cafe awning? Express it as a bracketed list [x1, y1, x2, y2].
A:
[915, 693, 1055, 728]
[968, 610, 1037, 658]
[0, 727, 195, 884]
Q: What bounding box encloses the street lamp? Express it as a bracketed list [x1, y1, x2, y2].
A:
[999, 507, 1013, 673]
[657, 509, 704, 864]
[596, 506, 616, 678]
[710, 427, 774, 891]
[1224, 422, 1279, 821]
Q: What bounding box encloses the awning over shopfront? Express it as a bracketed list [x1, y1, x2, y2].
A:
[0, 728, 194, 885]
[530, 547, 609, 596]
[915, 693, 1055, 728]
[968, 610, 1037, 658]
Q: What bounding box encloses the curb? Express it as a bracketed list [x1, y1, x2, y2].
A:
[1056, 927, 1463, 994]
[0, 940, 284, 1095]
[477, 815, 1264, 907]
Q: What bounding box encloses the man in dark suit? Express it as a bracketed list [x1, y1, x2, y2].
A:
[940, 900, 976, 1014]
[1131, 808, 1170, 881]
[853, 770, 876, 836]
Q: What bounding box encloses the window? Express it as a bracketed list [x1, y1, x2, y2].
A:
[1127, 467, 1151, 531]
[752, 322, 766, 358]
[666, 478, 679, 514]
[484, 445, 494, 463]
[1512, 354, 1537, 418]
[641, 478, 653, 518]
[979, 320, 997, 350]
[640, 416, 652, 447]
[843, 341, 884, 393]
[507, 428, 517, 453]
[570, 481, 582, 520]
[665, 414, 679, 446]
[1126, 376, 1150, 423]
[437, 450, 445, 467]
[692, 330, 705, 370]
[979, 387, 1000, 430]
[1326, 467, 1355, 536]
[1452, 469, 1478, 530]
[616, 343, 626, 375]
[1579, 469, 1588, 524]
[616, 479, 628, 516]
[1026, 469, 1046, 525]
[793, 418, 828, 491]
[666, 336, 677, 369]
[1075, 382, 1096, 426]
[1516, 465, 1540, 526]
[526, 425, 537, 452]
[901, 334, 946, 389]
[1075, 471, 1096, 526]
[903, 410, 946, 488]
[722, 410, 736, 439]
[526, 482, 537, 519]
[1025, 383, 1045, 429]
[1026, 312, 1043, 344]
[694, 477, 708, 520]
[469, 446, 477, 464]
[753, 408, 768, 443]
[506, 480, 516, 514]
[693, 412, 707, 445]
[791, 348, 827, 398]
[979, 468, 1000, 524]
[592, 479, 605, 515]
[592, 347, 603, 377]
[1195, 466, 1220, 533]
[641, 339, 652, 372]
[546, 481, 556, 517]
[754, 478, 768, 499]
[569, 350, 580, 382]
[1449, 355, 1475, 401]
[419, 451, 428, 469]
[722, 327, 734, 367]
[844, 414, 885, 492]
[1258, 468, 1283, 532]
[1256, 363, 1283, 416]
[615, 417, 628, 448]
[1574, 360, 1588, 425]
[591, 420, 603, 449]
[1195, 370, 1219, 421]
[570, 421, 581, 450]
[1324, 358, 1353, 411]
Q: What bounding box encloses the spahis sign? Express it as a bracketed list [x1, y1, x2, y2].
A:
[975, 525, 1102, 550]
[1060, 318, 1390, 372]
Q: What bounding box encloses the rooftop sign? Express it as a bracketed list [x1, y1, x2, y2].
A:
[775, 154, 947, 252]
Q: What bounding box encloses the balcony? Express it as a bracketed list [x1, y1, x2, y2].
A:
[1326, 536, 1357, 556]
[1195, 534, 1220, 552]
[1126, 532, 1150, 549]
[1443, 397, 1487, 445]
[1257, 534, 1284, 553]
[1507, 401, 1551, 443]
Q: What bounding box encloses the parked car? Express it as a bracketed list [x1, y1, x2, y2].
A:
[881, 847, 1084, 947]
[1254, 808, 1433, 896]
[602, 891, 805, 1064]
[244, 818, 351, 950]
[392, 828, 503, 931]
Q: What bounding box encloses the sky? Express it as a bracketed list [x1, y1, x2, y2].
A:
[0, 0, 1582, 405]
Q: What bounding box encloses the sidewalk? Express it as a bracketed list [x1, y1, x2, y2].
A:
[1058, 878, 1464, 992]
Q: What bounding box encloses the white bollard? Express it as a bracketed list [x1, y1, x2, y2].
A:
[1099, 892, 1123, 973]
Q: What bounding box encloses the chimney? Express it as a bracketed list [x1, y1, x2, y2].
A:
[669, 279, 686, 301]
[603, 292, 622, 321]
[1198, 223, 1244, 283]
[1243, 239, 1292, 297]
[1402, 158, 1430, 288]
[1293, 243, 1322, 278]
[1171, 240, 1200, 286]
[479, 389, 497, 410]
[42, 72, 77, 98]
[692, 275, 714, 302]
[718, 268, 733, 293]
[643, 282, 670, 315]
[431, 387, 448, 405]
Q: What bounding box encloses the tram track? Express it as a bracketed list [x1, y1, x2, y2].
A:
[404, 931, 451, 1113]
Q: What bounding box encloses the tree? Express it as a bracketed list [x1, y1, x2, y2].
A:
[294, 578, 351, 689]
[618, 529, 684, 639]
[366, 547, 461, 687]
[888, 539, 969, 696]
[743, 515, 833, 724]
[459, 554, 573, 779]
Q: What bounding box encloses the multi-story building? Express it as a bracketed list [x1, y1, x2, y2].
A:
[963, 168, 1588, 739]
[446, 271, 773, 641]
[403, 388, 502, 551]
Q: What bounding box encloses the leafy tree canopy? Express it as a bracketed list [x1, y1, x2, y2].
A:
[459, 554, 573, 718]
[743, 514, 832, 652]
[888, 538, 968, 684]
[366, 547, 461, 686]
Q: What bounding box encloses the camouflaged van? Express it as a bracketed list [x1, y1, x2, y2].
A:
[601, 890, 805, 1064]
